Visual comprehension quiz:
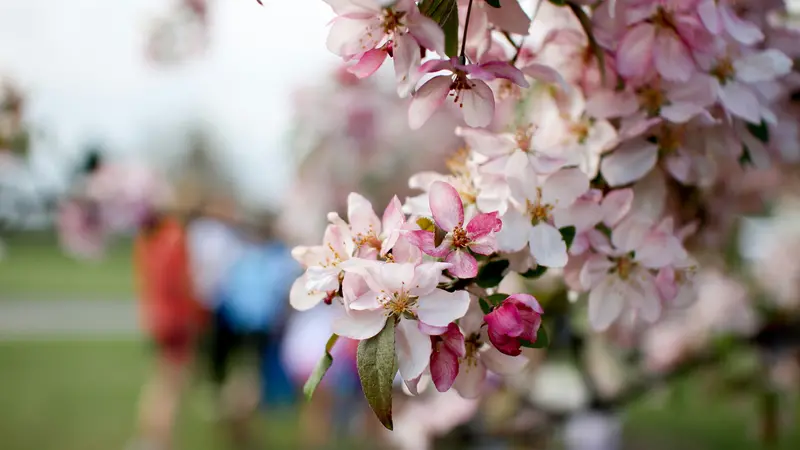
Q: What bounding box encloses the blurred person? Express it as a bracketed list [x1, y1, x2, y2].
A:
[281, 306, 367, 448]
[130, 207, 208, 450]
[203, 212, 300, 448]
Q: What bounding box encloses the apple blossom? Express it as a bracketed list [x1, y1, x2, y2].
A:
[484, 293, 544, 356]
[407, 181, 503, 278]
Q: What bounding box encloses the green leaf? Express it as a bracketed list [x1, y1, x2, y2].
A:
[485, 0, 502, 7]
[548, 0, 567, 5]
[520, 265, 548, 279]
[559, 226, 576, 250]
[357, 319, 398, 430]
[476, 259, 510, 288]
[740, 145, 753, 167]
[747, 120, 770, 143]
[303, 334, 339, 400]
[479, 297, 492, 314]
[486, 293, 508, 306]
[567, 2, 607, 85]
[419, 0, 459, 57]
[416, 217, 435, 232]
[521, 325, 549, 349]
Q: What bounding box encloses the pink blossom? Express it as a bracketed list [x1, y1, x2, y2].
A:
[409, 58, 528, 129]
[289, 223, 356, 311]
[455, 126, 567, 177]
[407, 181, 503, 278]
[696, 0, 763, 45]
[709, 49, 792, 124]
[331, 192, 412, 260]
[324, 0, 445, 96]
[579, 216, 689, 330]
[332, 261, 470, 381]
[429, 323, 466, 392]
[497, 167, 590, 268]
[615, 0, 715, 82]
[484, 294, 544, 356]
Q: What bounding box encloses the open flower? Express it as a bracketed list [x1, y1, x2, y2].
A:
[330, 192, 409, 260]
[289, 223, 355, 311]
[407, 181, 503, 278]
[616, 0, 715, 82]
[408, 58, 528, 129]
[484, 294, 544, 356]
[324, 0, 445, 96]
[579, 216, 689, 330]
[497, 167, 590, 268]
[333, 261, 470, 381]
[455, 125, 567, 177]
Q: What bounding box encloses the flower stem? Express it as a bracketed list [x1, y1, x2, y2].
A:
[459, 0, 474, 65]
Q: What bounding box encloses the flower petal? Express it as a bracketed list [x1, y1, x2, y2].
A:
[416, 289, 471, 327]
[453, 361, 486, 399]
[348, 48, 388, 78]
[718, 82, 761, 124]
[431, 345, 460, 392]
[289, 275, 327, 311]
[529, 222, 568, 268]
[409, 75, 452, 129]
[653, 30, 693, 82]
[407, 14, 446, 56]
[445, 250, 479, 279]
[466, 211, 502, 240]
[587, 276, 627, 331]
[616, 23, 655, 79]
[332, 308, 388, 340]
[485, 302, 524, 337]
[601, 188, 634, 227]
[429, 180, 464, 230]
[396, 318, 433, 381]
[495, 207, 530, 253]
[600, 140, 658, 187]
[720, 4, 763, 45]
[460, 80, 495, 128]
[541, 168, 590, 208]
[347, 192, 381, 238]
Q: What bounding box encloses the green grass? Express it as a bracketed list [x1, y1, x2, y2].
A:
[0, 339, 345, 450]
[0, 232, 134, 299]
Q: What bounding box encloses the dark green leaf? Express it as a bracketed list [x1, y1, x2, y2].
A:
[419, 0, 459, 57]
[548, 0, 567, 5]
[476, 259, 510, 288]
[521, 325, 549, 349]
[303, 334, 339, 400]
[560, 226, 576, 250]
[747, 120, 770, 143]
[434, 225, 448, 247]
[520, 265, 548, 279]
[740, 145, 753, 167]
[357, 319, 398, 430]
[567, 2, 606, 85]
[485, 0, 502, 7]
[486, 293, 508, 306]
[479, 298, 492, 314]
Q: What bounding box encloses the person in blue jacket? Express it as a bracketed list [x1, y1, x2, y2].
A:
[204, 213, 300, 447]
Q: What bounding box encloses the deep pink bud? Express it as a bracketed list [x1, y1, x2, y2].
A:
[429, 323, 465, 392]
[485, 294, 544, 356]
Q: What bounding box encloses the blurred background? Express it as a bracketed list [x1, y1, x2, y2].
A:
[0, 0, 799, 449]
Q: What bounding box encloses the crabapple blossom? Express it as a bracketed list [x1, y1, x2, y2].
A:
[333, 261, 470, 380]
[409, 58, 528, 129]
[497, 166, 590, 268]
[429, 322, 466, 392]
[407, 181, 503, 278]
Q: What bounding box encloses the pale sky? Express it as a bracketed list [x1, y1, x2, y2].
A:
[0, 0, 338, 208]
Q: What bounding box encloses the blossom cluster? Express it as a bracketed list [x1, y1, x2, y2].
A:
[291, 0, 797, 428]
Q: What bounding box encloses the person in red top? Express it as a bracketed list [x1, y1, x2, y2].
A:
[130, 209, 208, 450]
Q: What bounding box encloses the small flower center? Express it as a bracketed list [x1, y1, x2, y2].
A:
[614, 256, 636, 280]
[638, 85, 666, 116]
[451, 226, 471, 248]
[711, 57, 735, 84]
[380, 9, 406, 35]
[658, 124, 685, 155]
[463, 334, 481, 368]
[652, 7, 676, 30]
[569, 120, 590, 144]
[322, 243, 345, 268]
[515, 124, 535, 152]
[380, 289, 417, 317]
[449, 71, 476, 107]
[526, 188, 553, 225]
